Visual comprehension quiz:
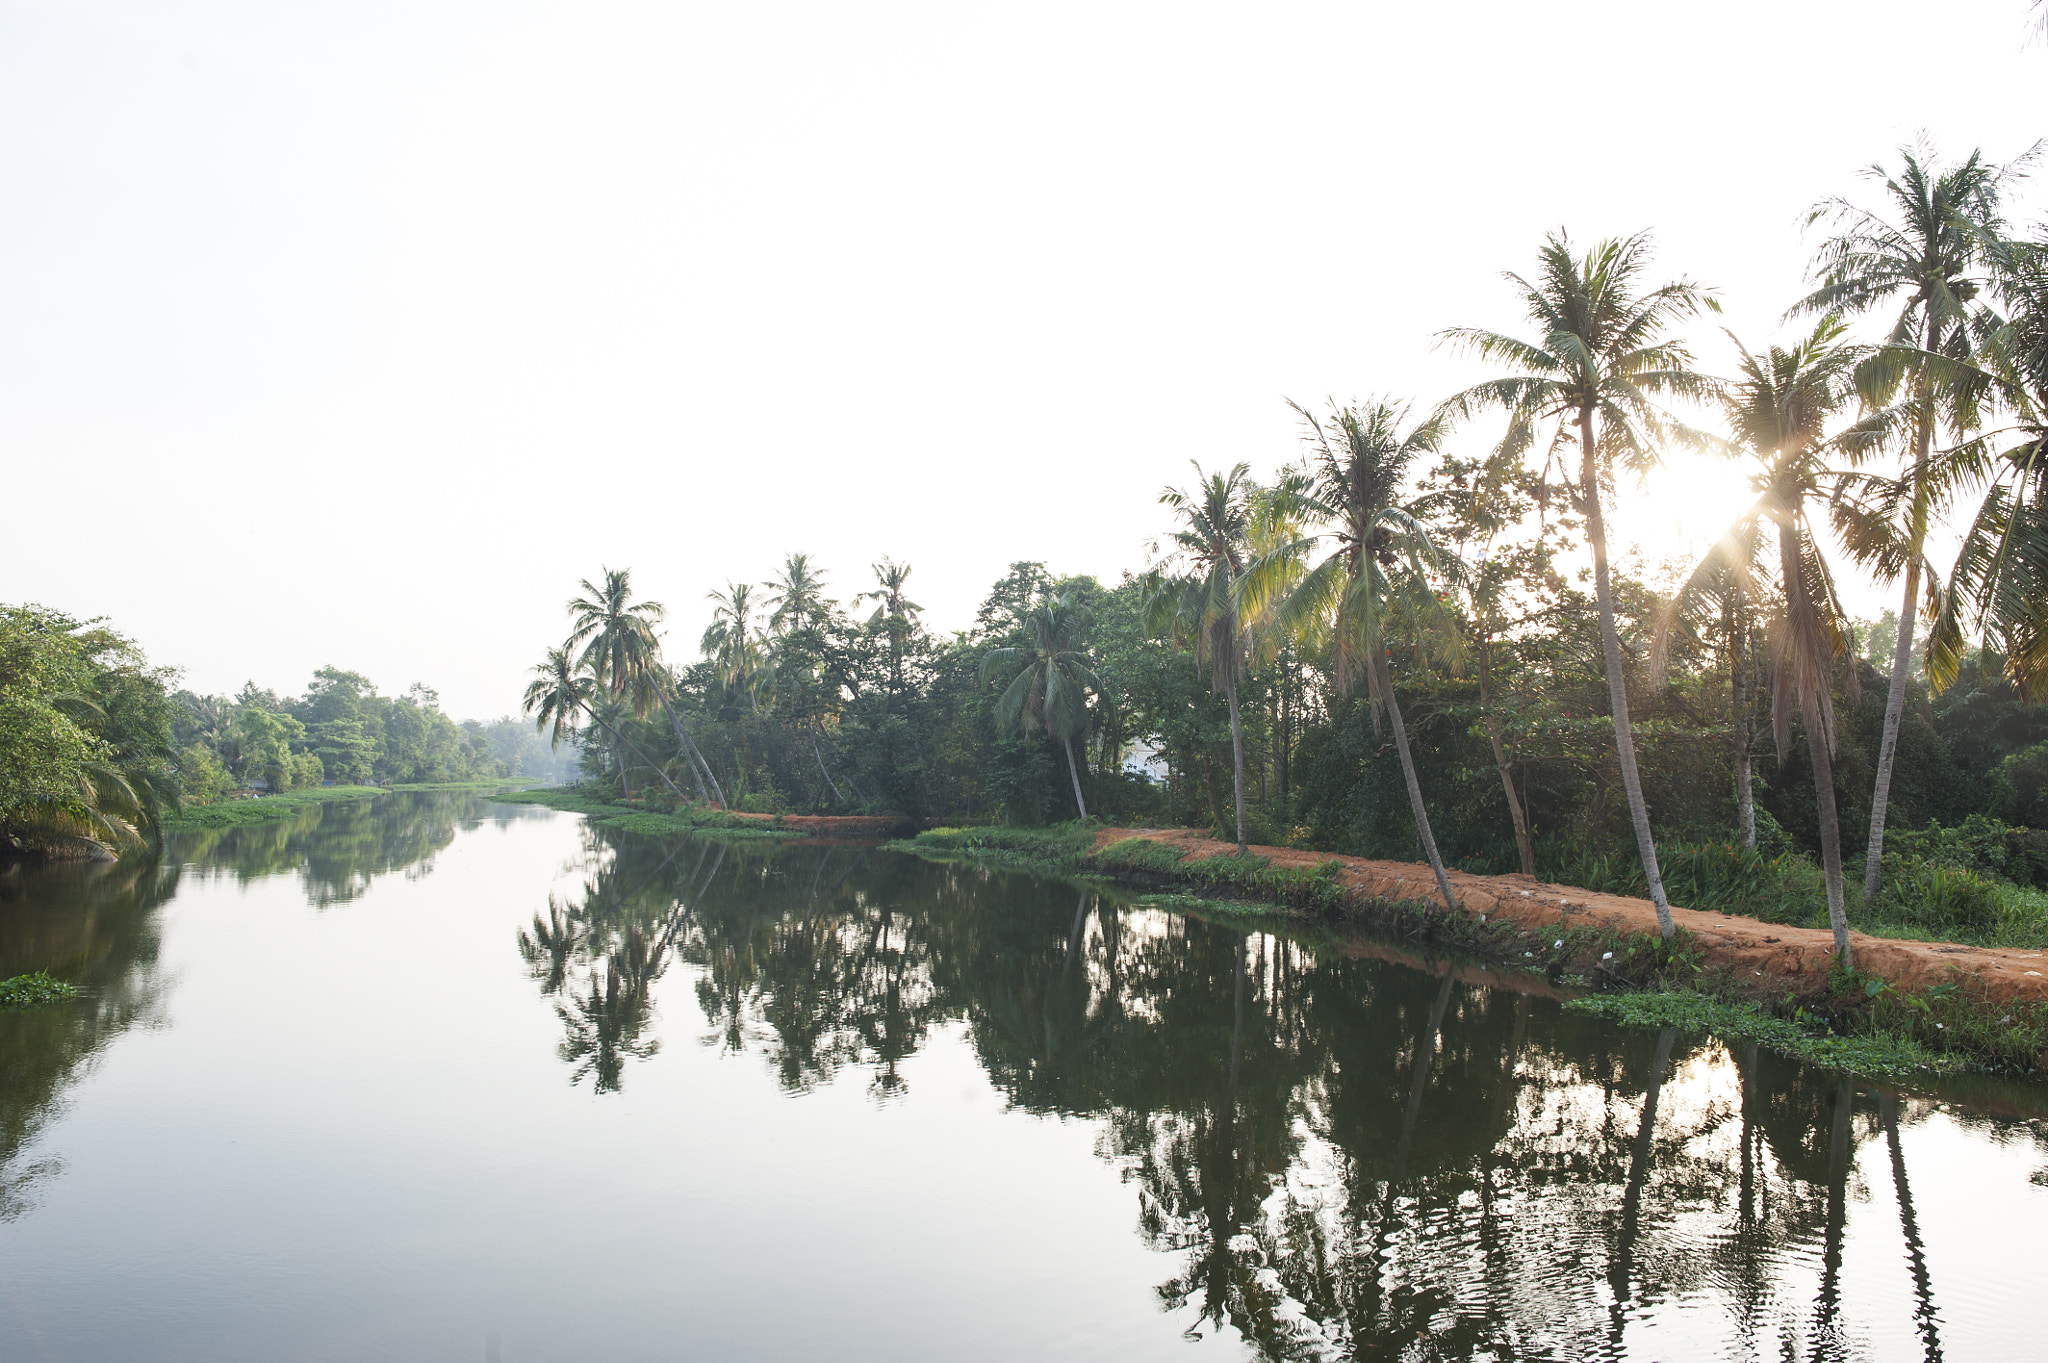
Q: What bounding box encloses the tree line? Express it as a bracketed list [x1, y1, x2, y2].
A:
[0, 604, 571, 857]
[529, 143, 2048, 960]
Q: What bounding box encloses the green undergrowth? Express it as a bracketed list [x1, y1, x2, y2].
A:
[164, 786, 387, 830]
[388, 780, 537, 793]
[897, 822, 2048, 1080]
[491, 787, 808, 839]
[0, 972, 79, 1009]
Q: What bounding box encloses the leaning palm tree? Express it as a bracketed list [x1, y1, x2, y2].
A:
[1659, 319, 1863, 965]
[701, 581, 768, 700]
[566, 567, 717, 805]
[1247, 401, 1461, 914]
[1440, 232, 1715, 940]
[523, 644, 682, 799]
[1143, 462, 1258, 851]
[1929, 241, 2048, 700]
[1793, 142, 2030, 907]
[978, 591, 1105, 820]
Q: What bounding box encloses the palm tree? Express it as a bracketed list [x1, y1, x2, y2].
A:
[1794, 142, 2029, 907]
[978, 591, 1106, 820]
[1248, 400, 1460, 914]
[565, 567, 718, 805]
[1930, 241, 2048, 699]
[855, 557, 923, 697]
[765, 553, 831, 635]
[701, 581, 767, 700]
[1144, 462, 1257, 851]
[1660, 320, 1863, 965]
[1441, 232, 1714, 940]
[522, 644, 681, 798]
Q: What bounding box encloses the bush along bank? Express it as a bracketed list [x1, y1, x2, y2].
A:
[490, 787, 813, 840]
[894, 824, 2048, 1080]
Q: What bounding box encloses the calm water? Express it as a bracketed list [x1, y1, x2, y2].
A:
[1, 792, 2044, 1361]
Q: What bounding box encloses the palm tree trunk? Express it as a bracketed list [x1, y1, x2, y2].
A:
[1478, 631, 1535, 876]
[1731, 590, 1756, 850]
[585, 710, 688, 803]
[652, 684, 718, 806]
[1865, 314, 1941, 908]
[1224, 658, 1247, 852]
[1580, 409, 1674, 938]
[1061, 734, 1089, 821]
[1863, 552, 1921, 908]
[808, 718, 843, 806]
[1370, 644, 1458, 915]
[1784, 526, 1852, 966]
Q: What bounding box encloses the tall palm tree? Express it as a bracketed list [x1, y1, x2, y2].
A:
[1441, 232, 1714, 940]
[1794, 142, 2029, 907]
[765, 552, 831, 635]
[978, 591, 1105, 820]
[1144, 462, 1257, 851]
[855, 557, 923, 698]
[1660, 320, 1863, 965]
[566, 568, 718, 805]
[1930, 240, 2048, 699]
[701, 581, 767, 700]
[1248, 400, 1460, 914]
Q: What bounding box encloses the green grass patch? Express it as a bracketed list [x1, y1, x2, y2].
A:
[894, 824, 1099, 871]
[388, 780, 539, 793]
[164, 786, 387, 830]
[1567, 990, 1960, 1080]
[0, 971, 79, 1009]
[490, 786, 807, 839]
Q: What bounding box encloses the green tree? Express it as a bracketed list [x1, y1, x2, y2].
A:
[1253, 401, 1460, 913]
[1796, 142, 2028, 907]
[1442, 231, 1715, 939]
[1662, 319, 1863, 962]
[979, 591, 1106, 820]
[1145, 463, 1260, 851]
[565, 569, 703, 804]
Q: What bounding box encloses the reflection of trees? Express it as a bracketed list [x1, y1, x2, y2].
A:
[518, 836, 2022, 1355]
[0, 854, 178, 1220]
[176, 790, 524, 906]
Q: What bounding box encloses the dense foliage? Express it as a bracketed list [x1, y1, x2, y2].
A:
[1, 608, 572, 858]
[530, 142, 2048, 949]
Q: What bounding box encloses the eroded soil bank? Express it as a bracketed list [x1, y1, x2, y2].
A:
[1095, 827, 2048, 1012]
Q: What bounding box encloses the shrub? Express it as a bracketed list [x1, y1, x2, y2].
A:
[1880, 858, 2005, 933]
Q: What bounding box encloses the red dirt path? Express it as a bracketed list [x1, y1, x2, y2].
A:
[1095, 827, 2048, 1010]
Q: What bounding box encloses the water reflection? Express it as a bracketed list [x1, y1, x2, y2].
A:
[532, 830, 2042, 1359]
[0, 854, 179, 1220]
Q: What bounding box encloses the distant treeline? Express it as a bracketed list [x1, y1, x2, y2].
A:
[0, 601, 571, 859]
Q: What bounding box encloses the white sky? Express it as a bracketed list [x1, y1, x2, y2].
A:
[4, 0, 2043, 719]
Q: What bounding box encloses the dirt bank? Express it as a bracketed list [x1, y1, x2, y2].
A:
[1095, 827, 2048, 1011]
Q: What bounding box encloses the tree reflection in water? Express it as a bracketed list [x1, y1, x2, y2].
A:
[521, 832, 2043, 1358]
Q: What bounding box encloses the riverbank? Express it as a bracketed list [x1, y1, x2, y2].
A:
[487, 787, 924, 840]
[895, 824, 2048, 1079]
[163, 780, 536, 831]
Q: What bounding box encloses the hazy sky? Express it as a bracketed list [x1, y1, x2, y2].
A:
[4, 0, 2043, 719]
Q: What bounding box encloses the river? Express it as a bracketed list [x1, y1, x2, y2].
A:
[0, 789, 2042, 1360]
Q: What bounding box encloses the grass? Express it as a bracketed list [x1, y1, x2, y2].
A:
[894, 821, 2048, 1080]
[490, 787, 808, 839]
[163, 786, 388, 830]
[0, 972, 79, 1009]
[388, 779, 538, 792]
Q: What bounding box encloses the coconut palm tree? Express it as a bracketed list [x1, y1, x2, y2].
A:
[1794, 142, 2031, 907]
[855, 557, 923, 698]
[1247, 400, 1460, 914]
[1440, 232, 1715, 940]
[978, 591, 1106, 820]
[1659, 319, 1863, 964]
[1144, 462, 1258, 851]
[522, 645, 682, 800]
[566, 567, 717, 805]
[766, 553, 832, 635]
[1929, 240, 2048, 700]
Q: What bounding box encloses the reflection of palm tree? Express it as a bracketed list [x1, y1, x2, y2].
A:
[1806, 1078, 1855, 1361]
[1882, 1093, 1945, 1362]
[1608, 1026, 1676, 1348]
